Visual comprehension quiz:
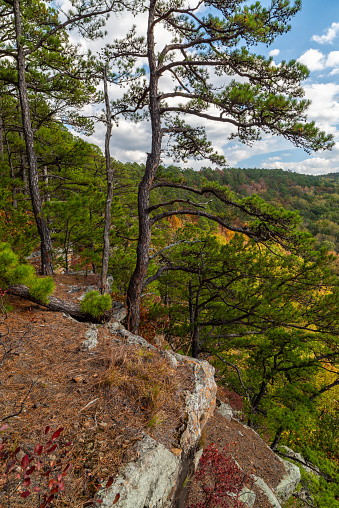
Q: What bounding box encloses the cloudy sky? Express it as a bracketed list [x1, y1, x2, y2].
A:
[65, 0, 339, 175]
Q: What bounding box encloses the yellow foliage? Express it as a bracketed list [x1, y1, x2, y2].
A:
[168, 215, 182, 230]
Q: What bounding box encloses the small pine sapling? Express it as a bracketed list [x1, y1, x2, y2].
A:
[80, 290, 112, 319]
[187, 443, 250, 508]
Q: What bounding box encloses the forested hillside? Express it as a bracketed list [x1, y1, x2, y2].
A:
[183, 166, 339, 252]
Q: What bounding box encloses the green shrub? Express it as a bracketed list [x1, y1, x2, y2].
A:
[80, 290, 111, 318]
[0, 242, 54, 303]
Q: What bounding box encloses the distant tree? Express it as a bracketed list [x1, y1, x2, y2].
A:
[0, 0, 121, 273]
[112, 0, 334, 332]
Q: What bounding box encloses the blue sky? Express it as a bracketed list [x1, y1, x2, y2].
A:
[235, 0, 339, 174]
[65, 0, 339, 175]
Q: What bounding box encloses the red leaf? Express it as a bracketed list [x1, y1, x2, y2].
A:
[50, 487, 59, 495]
[106, 476, 114, 489]
[65, 441, 73, 447]
[46, 444, 57, 454]
[51, 427, 63, 441]
[113, 493, 120, 505]
[44, 439, 53, 449]
[58, 479, 65, 491]
[21, 454, 30, 469]
[62, 463, 72, 476]
[0, 443, 3, 451]
[36, 460, 43, 471]
[33, 486, 42, 493]
[46, 494, 54, 503]
[14, 447, 21, 455]
[23, 478, 31, 488]
[26, 466, 36, 475]
[45, 426, 50, 435]
[34, 444, 43, 455]
[20, 491, 31, 498]
[0, 423, 8, 432]
[5, 459, 16, 473]
[48, 479, 56, 490]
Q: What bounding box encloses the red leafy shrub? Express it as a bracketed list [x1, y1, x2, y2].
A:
[219, 386, 244, 412]
[0, 425, 72, 507]
[187, 443, 250, 508]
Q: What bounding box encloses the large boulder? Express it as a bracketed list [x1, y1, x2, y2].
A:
[97, 325, 217, 508]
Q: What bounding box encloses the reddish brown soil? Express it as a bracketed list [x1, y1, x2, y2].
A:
[0, 274, 193, 507]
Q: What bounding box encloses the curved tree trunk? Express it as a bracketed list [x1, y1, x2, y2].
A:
[126, 0, 162, 333]
[13, 0, 53, 275]
[6, 284, 119, 323]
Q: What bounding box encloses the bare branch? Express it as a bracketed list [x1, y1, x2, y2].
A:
[148, 198, 212, 212]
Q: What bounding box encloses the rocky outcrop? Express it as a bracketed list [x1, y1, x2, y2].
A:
[98, 324, 217, 508]
[95, 325, 301, 508]
[201, 401, 301, 508]
[99, 435, 181, 507]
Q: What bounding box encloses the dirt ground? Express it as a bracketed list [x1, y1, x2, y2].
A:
[0, 274, 192, 507]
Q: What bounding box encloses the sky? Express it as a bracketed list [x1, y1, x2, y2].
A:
[64, 0, 339, 175]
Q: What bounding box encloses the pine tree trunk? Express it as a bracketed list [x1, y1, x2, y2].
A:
[13, 0, 53, 275]
[0, 102, 3, 161]
[270, 426, 283, 451]
[126, 0, 162, 333]
[5, 131, 17, 209]
[101, 64, 114, 294]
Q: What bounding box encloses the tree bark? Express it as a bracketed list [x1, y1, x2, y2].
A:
[126, 0, 162, 333]
[190, 281, 201, 358]
[4, 130, 17, 209]
[6, 284, 115, 323]
[101, 64, 114, 294]
[13, 0, 53, 275]
[0, 101, 3, 161]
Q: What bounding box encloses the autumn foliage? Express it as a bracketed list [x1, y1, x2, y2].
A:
[187, 443, 250, 508]
[0, 425, 72, 507]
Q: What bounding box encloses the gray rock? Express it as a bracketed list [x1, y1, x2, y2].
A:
[78, 286, 99, 301]
[238, 487, 256, 507]
[62, 312, 78, 322]
[82, 324, 98, 350]
[111, 300, 126, 322]
[252, 476, 282, 508]
[67, 285, 82, 294]
[106, 275, 114, 294]
[217, 400, 233, 421]
[193, 448, 203, 471]
[280, 446, 321, 476]
[98, 435, 180, 508]
[109, 326, 152, 348]
[275, 456, 301, 503]
[162, 350, 178, 369]
[179, 357, 217, 452]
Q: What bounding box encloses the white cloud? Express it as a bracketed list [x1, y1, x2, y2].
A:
[302, 83, 339, 129]
[297, 49, 326, 71]
[326, 51, 339, 68]
[268, 49, 280, 57]
[260, 157, 338, 175]
[265, 156, 282, 162]
[312, 22, 339, 45]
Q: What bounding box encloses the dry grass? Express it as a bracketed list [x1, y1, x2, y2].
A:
[0, 275, 193, 508]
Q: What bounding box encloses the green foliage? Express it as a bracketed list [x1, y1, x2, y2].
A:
[80, 290, 112, 319]
[0, 242, 54, 303]
[29, 276, 55, 304]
